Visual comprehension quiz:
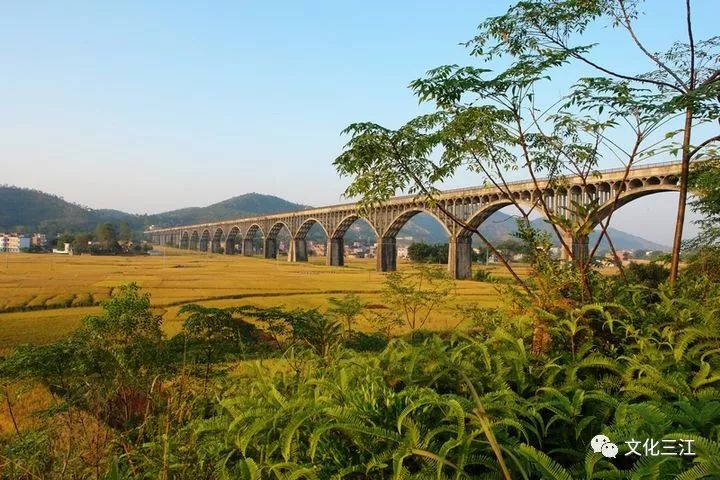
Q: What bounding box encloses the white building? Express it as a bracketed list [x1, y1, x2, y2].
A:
[0, 234, 31, 253]
[53, 243, 72, 254]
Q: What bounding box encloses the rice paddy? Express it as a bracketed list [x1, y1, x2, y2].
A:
[0, 247, 521, 350]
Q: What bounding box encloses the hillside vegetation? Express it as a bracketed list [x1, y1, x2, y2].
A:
[0, 186, 308, 236]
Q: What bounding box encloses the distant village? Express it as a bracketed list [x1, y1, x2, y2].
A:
[0, 231, 667, 266]
[0, 232, 153, 255]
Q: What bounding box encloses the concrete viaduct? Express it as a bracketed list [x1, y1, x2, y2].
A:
[146, 161, 682, 279]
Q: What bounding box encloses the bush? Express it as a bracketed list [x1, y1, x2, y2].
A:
[625, 261, 670, 289]
[472, 268, 493, 282]
[683, 245, 720, 283]
[344, 331, 388, 352]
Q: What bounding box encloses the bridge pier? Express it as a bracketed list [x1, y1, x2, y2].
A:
[376, 236, 397, 272]
[449, 236, 473, 280]
[211, 239, 222, 254]
[560, 232, 589, 265]
[264, 238, 277, 259]
[289, 238, 308, 262]
[326, 238, 344, 266]
[242, 238, 254, 256]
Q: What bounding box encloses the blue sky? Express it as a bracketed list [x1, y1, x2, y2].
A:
[2, 1, 716, 244]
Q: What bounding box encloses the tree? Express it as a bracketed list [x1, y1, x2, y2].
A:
[382, 266, 454, 334]
[334, 0, 719, 291]
[407, 242, 449, 264]
[95, 223, 117, 245]
[287, 309, 344, 358]
[327, 293, 365, 335]
[56, 232, 74, 248]
[82, 283, 163, 348]
[179, 304, 248, 390]
[72, 232, 93, 252]
[688, 158, 720, 248]
[118, 222, 132, 242]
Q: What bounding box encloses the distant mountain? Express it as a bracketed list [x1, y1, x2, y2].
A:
[0, 186, 127, 235]
[0, 186, 307, 236]
[0, 185, 668, 251]
[145, 193, 309, 227]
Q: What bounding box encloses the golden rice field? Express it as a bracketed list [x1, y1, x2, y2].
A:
[0, 247, 525, 351]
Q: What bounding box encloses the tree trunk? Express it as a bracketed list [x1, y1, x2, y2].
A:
[670, 108, 693, 284]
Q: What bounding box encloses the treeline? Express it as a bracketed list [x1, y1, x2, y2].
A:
[407, 238, 530, 264]
[56, 222, 152, 255]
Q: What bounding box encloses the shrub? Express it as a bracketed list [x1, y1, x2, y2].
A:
[343, 331, 388, 352]
[625, 261, 670, 289]
[472, 268, 494, 282]
[683, 245, 720, 283]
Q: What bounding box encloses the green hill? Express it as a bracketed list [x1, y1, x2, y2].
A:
[0, 186, 120, 235]
[0, 187, 307, 236]
[146, 193, 309, 227]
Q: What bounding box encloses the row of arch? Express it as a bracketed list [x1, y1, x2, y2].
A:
[173, 214, 380, 254]
[152, 176, 681, 278]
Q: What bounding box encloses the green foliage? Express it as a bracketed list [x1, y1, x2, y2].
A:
[343, 330, 389, 352]
[159, 276, 718, 479]
[286, 308, 344, 359]
[472, 268, 494, 282]
[1, 430, 53, 479]
[2, 269, 720, 479]
[689, 158, 720, 248]
[118, 221, 132, 242]
[383, 266, 455, 332]
[684, 246, 720, 283]
[327, 293, 365, 335]
[625, 262, 670, 289]
[179, 304, 260, 388]
[407, 242, 449, 264]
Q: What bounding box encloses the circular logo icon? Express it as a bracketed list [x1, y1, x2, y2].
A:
[590, 434, 610, 453]
[601, 442, 619, 458]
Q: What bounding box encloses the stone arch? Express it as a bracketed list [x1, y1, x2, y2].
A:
[583, 184, 681, 231]
[330, 214, 379, 240]
[597, 182, 612, 203]
[244, 224, 265, 240]
[268, 221, 292, 239]
[325, 214, 379, 268]
[288, 218, 329, 263]
[459, 199, 541, 238]
[199, 229, 211, 252]
[242, 224, 264, 257]
[180, 231, 190, 249]
[294, 218, 329, 239]
[224, 226, 242, 254]
[211, 227, 224, 253]
[629, 178, 644, 189]
[382, 208, 451, 239]
[663, 175, 679, 186]
[374, 208, 453, 274]
[265, 221, 292, 259]
[189, 231, 199, 250]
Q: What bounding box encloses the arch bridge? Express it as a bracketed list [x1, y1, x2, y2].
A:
[146, 162, 682, 279]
